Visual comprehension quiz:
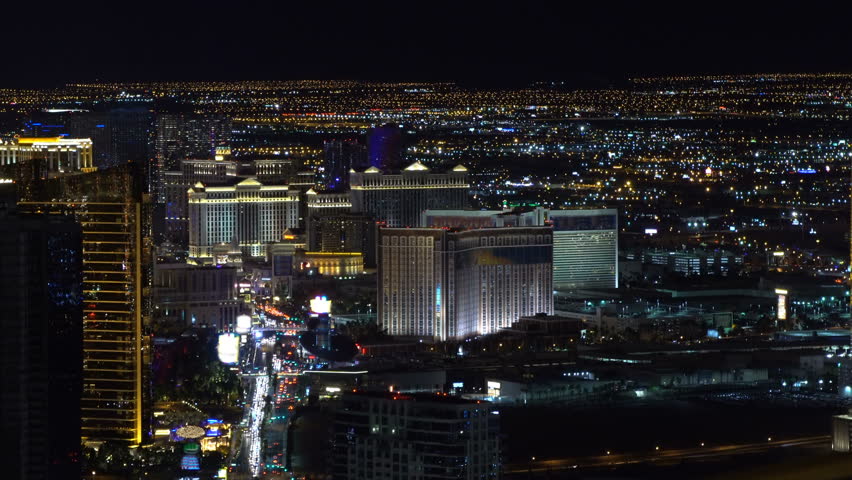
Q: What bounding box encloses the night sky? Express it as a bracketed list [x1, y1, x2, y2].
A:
[3, 3, 850, 87]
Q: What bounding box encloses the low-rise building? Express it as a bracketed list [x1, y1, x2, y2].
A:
[152, 263, 242, 331]
[332, 391, 500, 480]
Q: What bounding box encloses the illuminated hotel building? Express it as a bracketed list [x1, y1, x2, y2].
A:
[378, 226, 553, 341]
[162, 158, 238, 246]
[306, 189, 352, 217]
[350, 162, 469, 227]
[298, 251, 364, 277]
[0, 137, 95, 173]
[424, 207, 618, 289]
[304, 190, 378, 265]
[305, 189, 352, 239]
[308, 212, 377, 267]
[18, 167, 148, 445]
[188, 178, 299, 263]
[547, 209, 618, 289]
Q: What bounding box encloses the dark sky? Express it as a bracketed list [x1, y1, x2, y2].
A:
[3, 2, 850, 87]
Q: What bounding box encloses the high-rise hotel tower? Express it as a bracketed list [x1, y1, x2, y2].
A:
[17, 166, 149, 444]
[378, 226, 553, 340]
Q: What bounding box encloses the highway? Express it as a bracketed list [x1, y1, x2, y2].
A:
[505, 435, 830, 475]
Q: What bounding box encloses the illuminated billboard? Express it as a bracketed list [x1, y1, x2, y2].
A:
[776, 289, 788, 321]
[310, 295, 332, 314]
[217, 333, 239, 364]
[181, 454, 200, 471]
[235, 314, 252, 334]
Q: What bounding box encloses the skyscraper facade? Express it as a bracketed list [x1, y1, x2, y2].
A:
[378, 226, 553, 340]
[366, 123, 402, 171]
[308, 212, 377, 268]
[155, 113, 232, 171]
[151, 264, 241, 331]
[187, 178, 300, 263]
[424, 207, 619, 290]
[154, 114, 232, 203]
[17, 167, 149, 444]
[162, 158, 238, 246]
[547, 209, 618, 289]
[323, 138, 367, 189]
[350, 162, 469, 227]
[0, 186, 83, 479]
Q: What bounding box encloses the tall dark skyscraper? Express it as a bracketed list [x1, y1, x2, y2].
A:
[0, 184, 83, 479]
[108, 106, 154, 167]
[323, 138, 367, 189]
[367, 123, 402, 171]
[154, 114, 232, 171]
[27, 105, 153, 170]
[27, 111, 112, 168]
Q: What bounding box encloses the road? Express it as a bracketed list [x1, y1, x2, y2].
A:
[231, 304, 307, 478]
[505, 435, 830, 475]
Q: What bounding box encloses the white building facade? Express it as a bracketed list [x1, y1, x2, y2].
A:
[378, 227, 553, 341]
[0, 137, 95, 173]
[188, 178, 299, 263]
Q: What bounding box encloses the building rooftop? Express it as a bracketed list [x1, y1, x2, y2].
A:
[343, 390, 489, 405]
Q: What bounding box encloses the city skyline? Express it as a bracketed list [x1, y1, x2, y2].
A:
[3, 8, 852, 476]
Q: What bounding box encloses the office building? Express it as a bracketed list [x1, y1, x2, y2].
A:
[350, 162, 469, 227]
[17, 167, 149, 444]
[0, 136, 95, 173]
[547, 209, 618, 289]
[0, 186, 83, 479]
[332, 391, 500, 480]
[629, 247, 744, 277]
[323, 138, 367, 189]
[152, 264, 241, 331]
[378, 226, 553, 340]
[188, 178, 300, 264]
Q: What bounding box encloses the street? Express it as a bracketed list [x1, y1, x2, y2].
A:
[231, 303, 307, 478]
